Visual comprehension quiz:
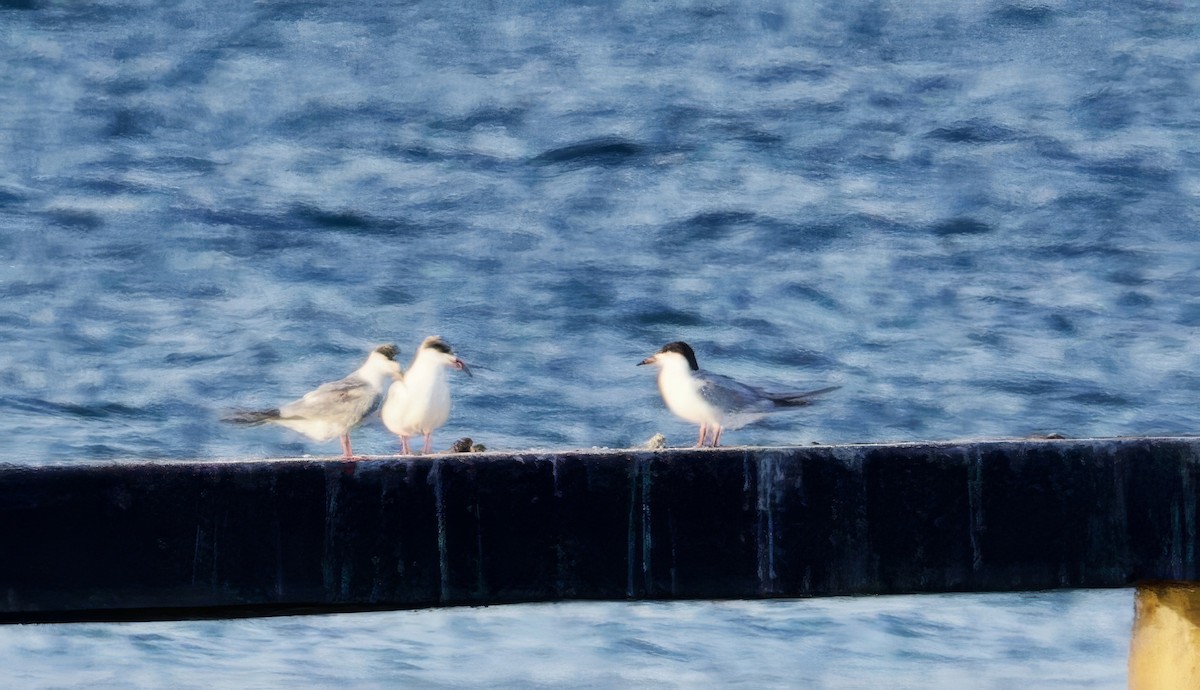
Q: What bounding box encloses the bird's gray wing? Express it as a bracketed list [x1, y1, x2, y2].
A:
[695, 370, 775, 414]
[281, 373, 380, 421]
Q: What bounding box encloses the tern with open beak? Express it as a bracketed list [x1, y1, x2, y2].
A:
[382, 336, 472, 455]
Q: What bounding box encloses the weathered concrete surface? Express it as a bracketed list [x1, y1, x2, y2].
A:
[1, 437, 1198, 622]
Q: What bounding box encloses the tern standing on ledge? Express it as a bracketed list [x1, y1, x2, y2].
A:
[639, 341, 839, 447]
[224, 344, 403, 458]
[382, 336, 472, 455]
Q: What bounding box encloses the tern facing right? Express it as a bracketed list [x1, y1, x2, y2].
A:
[639, 341, 839, 447]
[381, 336, 472, 455]
[223, 344, 403, 458]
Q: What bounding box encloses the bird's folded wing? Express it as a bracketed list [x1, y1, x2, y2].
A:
[697, 371, 774, 413]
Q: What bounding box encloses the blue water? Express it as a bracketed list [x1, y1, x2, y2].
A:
[2, 0, 1195, 685]
[3, 592, 1131, 689]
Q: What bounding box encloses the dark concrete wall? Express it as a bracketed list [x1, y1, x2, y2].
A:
[2, 437, 1198, 622]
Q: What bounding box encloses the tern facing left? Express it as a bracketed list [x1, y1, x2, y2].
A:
[224, 344, 404, 458]
[639, 341, 839, 448]
[381, 336, 472, 455]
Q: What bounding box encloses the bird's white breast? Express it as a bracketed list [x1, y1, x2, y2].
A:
[382, 360, 450, 435]
[658, 365, 721, 426]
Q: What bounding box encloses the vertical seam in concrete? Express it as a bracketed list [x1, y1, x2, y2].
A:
[272, 471, 284, 600]
[756, 453, 777, 595]
[191, 523, 202, 588]
[370, 468, 387, 603]
[1183, 450, 1197, 580]
[641, 457, 653, 595]
[626, 457, 638, 598]
[474, 496, 484, 599]
[553, 457, 566, 598]
[322, 470, 338, 599]
[968, 447, 984, 573]
[668, 506, 678, 597]
[1112, 447, 1129, 580]
[431, 459, 449, 603]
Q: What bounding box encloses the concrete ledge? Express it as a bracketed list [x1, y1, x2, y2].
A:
[2, 437, 1198, 622]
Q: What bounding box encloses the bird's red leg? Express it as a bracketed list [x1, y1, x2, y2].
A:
[696, 425, 707, 448]
[341, 434, 353, 459]
[422, 433, 433, 454]
[711, 427, 723, 447]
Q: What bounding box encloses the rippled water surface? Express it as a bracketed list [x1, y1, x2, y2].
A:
[1, 0, 1194, 685]
[3, 592, 1132, 689]
[3, 0, 1197, 462]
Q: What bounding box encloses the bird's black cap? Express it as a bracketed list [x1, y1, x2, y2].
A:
[423, 336, 453, 354]
[659, 341, 699, 371]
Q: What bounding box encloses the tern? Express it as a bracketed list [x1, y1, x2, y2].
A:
[381, 336, 472, 455]
[224, 344, 403, 458]
[638, 341, 839, 447]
